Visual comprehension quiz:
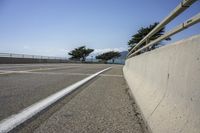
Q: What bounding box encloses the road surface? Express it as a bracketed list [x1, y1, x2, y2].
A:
[0, 63, 145, 133]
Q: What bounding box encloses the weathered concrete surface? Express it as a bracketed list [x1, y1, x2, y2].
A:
[123, 35, 200, 133]
[28, 66, 144, 133]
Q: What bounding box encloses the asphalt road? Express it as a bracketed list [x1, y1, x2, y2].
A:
[0, 63, 146, 133]
[0, 64, 110, 120]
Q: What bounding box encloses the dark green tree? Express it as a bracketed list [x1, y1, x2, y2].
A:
[128, 22, 171, 53]
[68, 46, 94, 62]
[96, 51, 121, 63]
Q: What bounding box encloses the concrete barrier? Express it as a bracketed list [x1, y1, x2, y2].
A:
[123, 35, 200, 133]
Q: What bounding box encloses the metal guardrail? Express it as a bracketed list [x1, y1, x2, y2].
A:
[0, 53, 126, 64]
[127, 0, 200, 58]
[0, 53, 68, 60]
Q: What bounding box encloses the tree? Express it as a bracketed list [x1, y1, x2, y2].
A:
[68, 46, 94, 62]
[96, 51, 121, 63]
[128, 22, 171, 53]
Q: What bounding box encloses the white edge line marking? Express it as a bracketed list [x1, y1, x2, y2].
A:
[0, 67, 112, 133]
[0, 66, 80, 75]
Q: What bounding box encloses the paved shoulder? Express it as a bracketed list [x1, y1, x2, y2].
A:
[34, 66, 144, 133]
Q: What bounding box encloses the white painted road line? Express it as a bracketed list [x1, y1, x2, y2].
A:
[0, 67, 112, 133]
[0, 66, 80, 75]
[25, 66, 80, 72]
[0, 64, 80, 69]
[0, 71, 123, 78]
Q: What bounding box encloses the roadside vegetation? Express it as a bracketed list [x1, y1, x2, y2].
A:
[128, 22, 171, 55]
[96, 51, 121, 63]
[68, 46, 122, 64]
[68, 46, 94, 62]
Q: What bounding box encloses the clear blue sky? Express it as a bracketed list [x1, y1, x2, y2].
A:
[0, 0, 199, 57]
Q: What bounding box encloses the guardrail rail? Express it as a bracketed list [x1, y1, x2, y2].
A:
[0, 53, 68, 60]
[127, 0, 200, 58]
